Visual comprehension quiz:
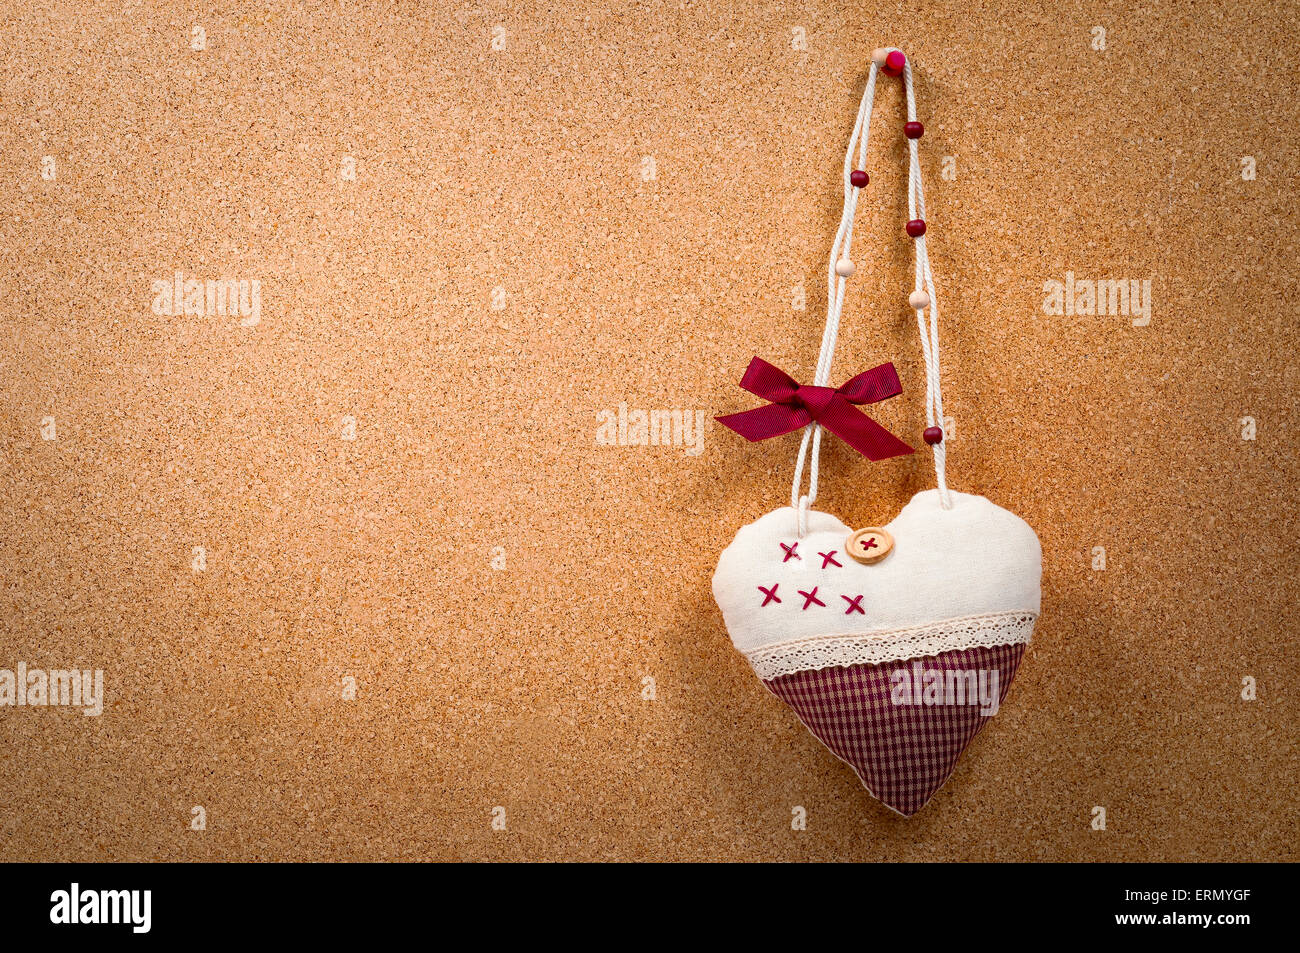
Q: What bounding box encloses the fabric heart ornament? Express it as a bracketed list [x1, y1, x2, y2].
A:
[713, 491, 1040, 816]
[712, 48, 1042, 815]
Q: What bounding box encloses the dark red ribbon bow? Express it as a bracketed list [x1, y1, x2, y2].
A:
[716, 357, 913, 460]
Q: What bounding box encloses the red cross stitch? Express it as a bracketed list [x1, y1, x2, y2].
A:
[858, 536, 879, 552]
[818, 550, 842, 569]
[841, 594, 866, 615]
[758, 584, 781, 607]
[797, 587, 825, 610]
[779, 542, 801, 562]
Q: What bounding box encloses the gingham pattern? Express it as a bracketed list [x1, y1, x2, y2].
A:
[765, 642, 1026, 816]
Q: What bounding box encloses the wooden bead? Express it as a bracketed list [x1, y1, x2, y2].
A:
[906, 219, 927, 237]
[835, 258, 855, 277]
[850, 169, 869, 188]
[882, 50, 906, 77]
[904, 121, 924, 139]
[871, 48, 891, 66]
[847, 527, 894, 565]
[923, 426, 944, 445]
[909, 290, 931, 309]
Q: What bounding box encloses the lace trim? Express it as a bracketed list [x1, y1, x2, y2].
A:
[744, 611, 1037, 680]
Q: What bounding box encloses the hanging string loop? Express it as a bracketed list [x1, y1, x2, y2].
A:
[790, 46, 953, 532]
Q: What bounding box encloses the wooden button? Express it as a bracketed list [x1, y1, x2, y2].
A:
[846, 527, 894, 565]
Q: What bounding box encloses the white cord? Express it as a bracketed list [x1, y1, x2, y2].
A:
[791, 49, 952, 535]
[904, 56, 952, 509]
[790, 64, 877, 535]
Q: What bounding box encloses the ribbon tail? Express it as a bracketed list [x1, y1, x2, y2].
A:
[818, 397, 914, 460]
[716, 403, 812, 442]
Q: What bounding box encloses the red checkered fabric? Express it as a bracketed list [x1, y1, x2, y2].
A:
[765, 643, 1026, 816]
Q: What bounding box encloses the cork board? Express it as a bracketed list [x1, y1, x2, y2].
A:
[1, 1, 1296, 861]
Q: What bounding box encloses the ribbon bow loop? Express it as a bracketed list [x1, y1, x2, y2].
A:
[717, 356, 913, 461]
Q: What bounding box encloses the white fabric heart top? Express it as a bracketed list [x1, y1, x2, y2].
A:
[712, 490, 1042, 679]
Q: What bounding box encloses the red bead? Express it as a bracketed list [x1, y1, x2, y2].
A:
[882, 50, 906, 77]
[906, 219, 926, 237]
[923, 426, 943, 445]
[850, 170, 869, 187]
[904, 121, 924, 139]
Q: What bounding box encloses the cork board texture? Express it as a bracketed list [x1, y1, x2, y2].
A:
[1, 0, 1297, 862]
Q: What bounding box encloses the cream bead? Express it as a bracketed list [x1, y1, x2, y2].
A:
[909, 290, 931, 309]
[871, 48, 892, 67]
[835, 258, 856, 278]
